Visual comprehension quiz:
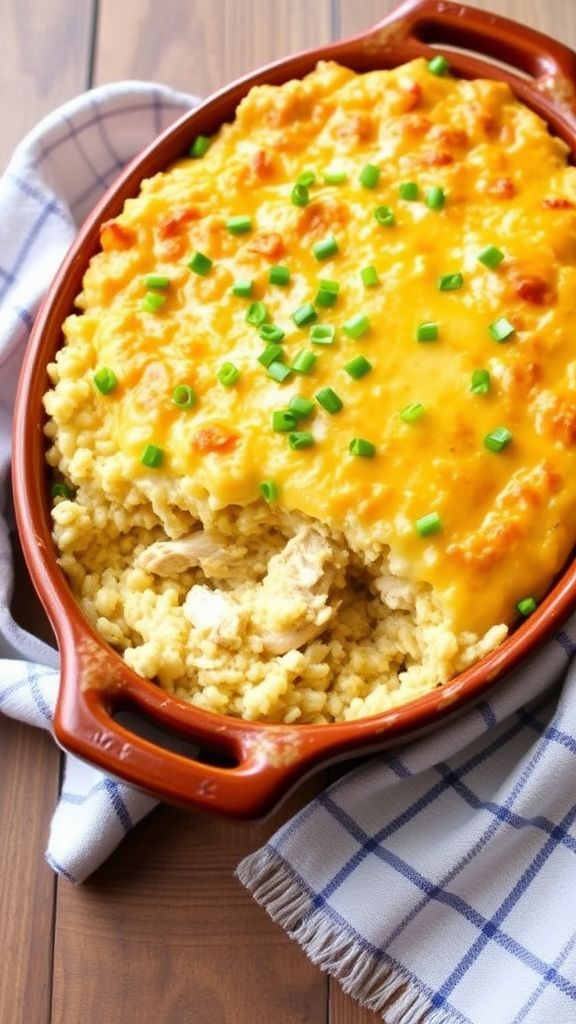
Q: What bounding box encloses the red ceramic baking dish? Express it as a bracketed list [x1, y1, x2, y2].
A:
[12, 0, 576, 818]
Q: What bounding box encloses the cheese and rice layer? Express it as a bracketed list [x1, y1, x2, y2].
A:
[44, 59, 576, 723]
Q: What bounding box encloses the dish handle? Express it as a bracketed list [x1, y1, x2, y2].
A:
[53, 642, 342, 819]
[362, 0, 576, 130]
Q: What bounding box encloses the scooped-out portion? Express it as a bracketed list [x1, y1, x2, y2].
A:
[44, 57, 576, 722]
[43, 487, 505, 722]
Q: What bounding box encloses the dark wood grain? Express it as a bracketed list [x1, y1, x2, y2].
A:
[0, 719, 59, 1024]
[52, 782, 328, 1024]
[0, 0, 95, 169]
[94, 0, 333, 94]
[0, 532, 59, 1024]
[331, 987, 387, 1024]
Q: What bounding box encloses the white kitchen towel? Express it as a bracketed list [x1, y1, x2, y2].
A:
[0, 81, 196, 882]
[239, 649, 576, 1024]
[3, 82, 576, 1024]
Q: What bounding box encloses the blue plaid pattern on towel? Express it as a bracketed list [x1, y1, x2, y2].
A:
[0, 81, 195, 883]
[3, 80, 576, 1024]
[239, 629, 576, 1023]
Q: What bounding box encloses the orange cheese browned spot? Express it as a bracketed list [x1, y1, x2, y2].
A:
[63, 58, 576, 637]
[504, 259, 557, 306]
[484, 176, 516, 199]
[158, 207, 202, 238]
[250, 149, 276, 179]
[335, 113, 375, 144]
[246, 233, 285, 259]
[428, 125, 468, 148]
[391, 114, 432, 138]
[541, 197, 574, 209]
[417, 149, 454, 167]
[194, 426, 239, 454]
[296, 200, 350, 238]
[100, 220, 135, 250]
[395, 79, 422, 113]
[543, 394, 576, 447]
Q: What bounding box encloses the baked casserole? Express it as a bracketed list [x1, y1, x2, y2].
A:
[44, 57, 576, 724]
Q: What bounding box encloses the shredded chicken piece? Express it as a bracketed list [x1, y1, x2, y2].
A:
[254, 526, 343, 655]
[141, 526, 344, 657]
[373, 575, 417, 611]
[137, 532, 246, 579]
[183, 585, 244, 645]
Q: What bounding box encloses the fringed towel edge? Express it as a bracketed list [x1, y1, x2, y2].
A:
[236, 846, 460, 1024]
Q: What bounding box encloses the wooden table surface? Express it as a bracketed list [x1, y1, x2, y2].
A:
[1, 1, 573, 1021]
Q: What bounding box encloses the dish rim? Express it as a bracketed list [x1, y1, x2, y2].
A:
[12, 0, 576, 816]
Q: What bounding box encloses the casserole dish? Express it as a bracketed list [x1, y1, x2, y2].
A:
[12, 0, 576, 817]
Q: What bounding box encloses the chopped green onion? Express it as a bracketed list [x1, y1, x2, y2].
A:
[246, 301, 268, 326]
[272, 410, 297, 432]
[142, 291, 166, 313]
[226, 215, 252, 235]
[288, 431, 315, 450]
[313, 235, 339, 261]
[416, 321, 439, 342]
[360, 265, 379, 287]
[292, 302, 317, 327]
[399, 182, 419, 201]
[288, 395, 315, 420]
[269, 265, 290, 286]
[231, 279, 253, 298]
[400, 402, 424, 423]
[291, 183, 310, 207]
[217, 362, 240, 387]
[349, 438, 376, 458]
[489, 316, 515, 342]
[140, 444, 164, 469]
[484, 426, 513, 452]
[517, 596, 538, 616]
[428, 54, 450, 76]
[297, 170, 316, 187]
[93, 367, 118, 395]
[359, 164, 380, 189]
[189, 134, 211, 158]
[344, 355, 372, 379]
[292, 350, 317, 374]
[438, 272, 464, 291]
[343, 314, 370, 340]
[415, 512, 442, 536]
[470, 369, 491, 395]
[323, 168, 348, 185]
[51, 483, 73, 500]
[267, 362, 293, 383]
[259, 323, 285, 343]
[172, 384, 197, 408]
[478, 244, 505, 269]
[316, 387, 343, 414]
[259, 480, 278, 503]
[315, 279, 339, 307]
[375, 205, 395, 226]
[144, 274, 170, 289]
[310, 324, 336, 346]
[187, 251, 212, 276]
[425, 186, 445, 211]
[258, 343, 284, 368]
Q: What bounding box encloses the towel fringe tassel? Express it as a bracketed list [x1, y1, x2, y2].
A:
[237, 848, 456, 1024]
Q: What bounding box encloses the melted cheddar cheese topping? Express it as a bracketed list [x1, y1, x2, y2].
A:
[71, 59, 576, 636]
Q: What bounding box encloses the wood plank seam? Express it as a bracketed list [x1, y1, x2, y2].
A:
[87, 0, 101, 89]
